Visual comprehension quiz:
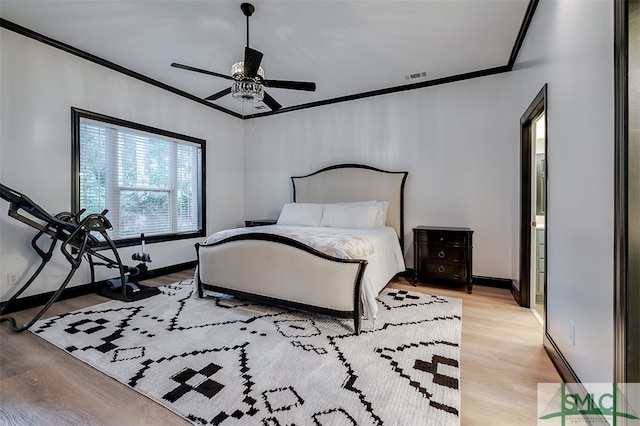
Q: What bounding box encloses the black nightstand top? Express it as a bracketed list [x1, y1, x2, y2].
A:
[245, 219, 278, 227]
[413, 226, 473, 233]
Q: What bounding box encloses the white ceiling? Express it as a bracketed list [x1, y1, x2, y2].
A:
[0, 0, 532, 117]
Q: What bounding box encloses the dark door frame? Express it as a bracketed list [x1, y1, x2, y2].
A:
[513, 84, 548, 310]
[614, 0, 638, 385]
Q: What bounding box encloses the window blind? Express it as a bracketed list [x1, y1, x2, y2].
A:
[78, 117, 203, 241]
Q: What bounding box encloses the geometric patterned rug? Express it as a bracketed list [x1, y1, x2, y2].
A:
[31, 280, 462, 426]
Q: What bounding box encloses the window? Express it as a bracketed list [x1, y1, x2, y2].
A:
[72, 108, 205, 246]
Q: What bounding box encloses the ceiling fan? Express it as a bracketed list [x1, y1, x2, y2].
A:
[171, 2, 316, 111]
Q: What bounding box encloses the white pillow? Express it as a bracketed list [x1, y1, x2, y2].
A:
[336, 200, 389, 227]
[277, 203, 324, 226]
[320, 204, 379, 229]
[375, 201, 389, 227]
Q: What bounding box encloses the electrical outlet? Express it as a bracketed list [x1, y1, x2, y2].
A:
[569, 321, 575, 346]
[6, 273, 18, 286]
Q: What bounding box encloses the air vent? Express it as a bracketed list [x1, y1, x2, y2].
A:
[404, 71, 427, 80]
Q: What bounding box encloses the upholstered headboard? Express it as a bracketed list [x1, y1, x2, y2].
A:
[291, 164, 408, 248]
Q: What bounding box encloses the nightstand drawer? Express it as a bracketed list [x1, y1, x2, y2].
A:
[417, 230, 469, 245]
[421, 246, 468, 263]
[421, 262, 468, 282]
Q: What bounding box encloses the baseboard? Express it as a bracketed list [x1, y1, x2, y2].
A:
[402, 269, 512, 289]
[543, 331, 580, 383]
[541, 335, 612, 423]
[136, 260, 197, 281]
[399, 269, 414, 279]
[0, 261, 196, 314]
[471, 276, 513, 289]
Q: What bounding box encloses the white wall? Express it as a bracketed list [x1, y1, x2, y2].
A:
[0, 29, 244, 300]
[243, 74, 517, 278]
[510, 0, 614, 382]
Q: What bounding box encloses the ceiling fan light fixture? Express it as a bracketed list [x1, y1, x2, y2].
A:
[230, 61, 265, 103]
[231, 61, 264, 79]
[231, 79, 264, 102]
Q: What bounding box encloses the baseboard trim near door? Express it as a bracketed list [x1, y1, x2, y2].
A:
[0, 261, 197, 314]
[510, 280, 523, 306]
[472, 276, 513, 289]
[544, 332, 580, 383]
[403, 269, 513, 289]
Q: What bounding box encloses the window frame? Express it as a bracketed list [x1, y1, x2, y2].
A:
[71, 107, 206, 248]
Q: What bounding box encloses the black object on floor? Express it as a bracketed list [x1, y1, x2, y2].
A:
[98, 282, 161, 302]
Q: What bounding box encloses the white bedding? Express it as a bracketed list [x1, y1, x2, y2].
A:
[200, 224, 406, 319]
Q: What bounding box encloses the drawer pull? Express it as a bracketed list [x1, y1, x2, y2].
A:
[438, 265, 446, 273]
[438, 250, 446, 258]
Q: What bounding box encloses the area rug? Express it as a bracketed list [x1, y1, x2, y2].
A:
[31, 280, 462, 426]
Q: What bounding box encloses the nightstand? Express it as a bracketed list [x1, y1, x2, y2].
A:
[413, 226, 474, 293]
[244, 219, 277, 227]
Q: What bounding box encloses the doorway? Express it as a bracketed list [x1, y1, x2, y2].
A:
[514, 84, 547, 315]
[531, 113, 546, 322]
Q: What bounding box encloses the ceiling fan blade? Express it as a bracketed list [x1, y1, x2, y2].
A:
[171, 62, 234, 81]
[262, 91, 282, 111]
[205, 87, 232, 101]
[244, 47, 263, 77]
[262, 79, 316, 92]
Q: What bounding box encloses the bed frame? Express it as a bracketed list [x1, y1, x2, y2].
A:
[195, 164, 408, 334]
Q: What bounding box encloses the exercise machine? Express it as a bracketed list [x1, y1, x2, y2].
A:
[0, 183, 158, 332]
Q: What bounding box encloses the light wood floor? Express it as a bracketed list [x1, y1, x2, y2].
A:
[0, 270, 560, 425]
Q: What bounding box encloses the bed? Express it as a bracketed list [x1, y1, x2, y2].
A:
[195, 164, 408, 334]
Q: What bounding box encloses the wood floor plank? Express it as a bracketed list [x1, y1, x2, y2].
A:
[0, 270, 560, 425]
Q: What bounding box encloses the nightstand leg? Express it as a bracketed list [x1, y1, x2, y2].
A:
[467, 283, 473, 294]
